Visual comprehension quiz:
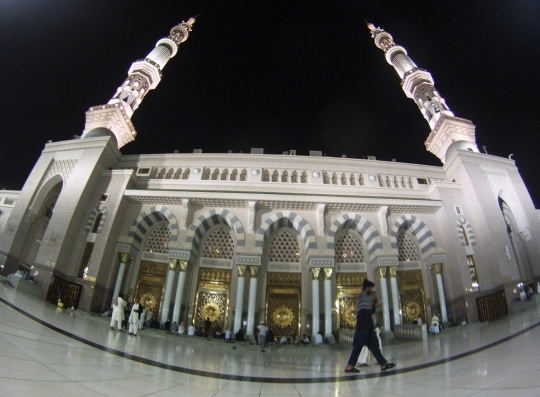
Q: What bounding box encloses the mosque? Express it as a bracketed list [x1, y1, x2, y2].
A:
[1, 17, 539, 343]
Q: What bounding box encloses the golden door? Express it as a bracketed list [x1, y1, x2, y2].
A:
[134, 261, 168, 318]
[397, 270, 427, 324]
[265, 273, 302, 338]
[336, 273, 366, 331]
[194, 268, 231, 331]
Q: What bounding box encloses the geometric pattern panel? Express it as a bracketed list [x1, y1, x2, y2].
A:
[266, 288, 300, 338]
[397, 231, 419, 261]
[84, 205, 108, 233]
[195, 287, 229, 331]
[338, 294, 358, 331]
[456, 218, 476, 246]
[269, 230, 300, 262]
[256, 211, 316, 251]
[128, 205, 179, 248]
[144, 225, 171, 254]
[187, 208, 245, 259]
[335, 232, 365, 263]
[327, 213, 382, 260]
[397, 270, 426, 325]
[202, 228, 235, 259]
[390, 215, 435, 255]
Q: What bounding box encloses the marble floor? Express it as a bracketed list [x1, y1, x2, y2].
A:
[1, 282, 540, 396]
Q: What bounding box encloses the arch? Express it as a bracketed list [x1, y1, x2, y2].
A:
[29, 174, 64, 215]
[255, 211, 316, 251]
[84, 205, 108, 233]
[498, 190, 529, 237]
[187, 209, 245, 258]
[390, 215, 436, 255]
[327, 213, 382, 259]
[128, 205, 179, 248]
[456, 218, 476, 246]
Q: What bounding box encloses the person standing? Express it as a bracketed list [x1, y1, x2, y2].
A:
[345, 279, 396, 372]
[128, 297, 143, 336]
[257, 322, 268, 351]
[204, 317, 212, 338]
[110, 294, 126, 332]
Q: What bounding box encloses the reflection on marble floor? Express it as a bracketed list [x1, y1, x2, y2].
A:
[1, 283, 540, 396]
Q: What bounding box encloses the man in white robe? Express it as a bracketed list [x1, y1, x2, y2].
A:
[110, 295, 126, 331]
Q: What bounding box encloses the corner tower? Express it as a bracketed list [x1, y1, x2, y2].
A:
[366, 22, 478, 163]
[81, 18, 196, 149]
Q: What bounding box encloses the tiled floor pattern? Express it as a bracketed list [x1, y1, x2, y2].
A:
[1, 282, 540, 396]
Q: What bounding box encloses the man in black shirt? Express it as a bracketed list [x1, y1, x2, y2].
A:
[345, 279, 396, 372]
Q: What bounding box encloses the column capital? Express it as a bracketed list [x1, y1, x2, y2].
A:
[249, 266, 259, 278]
[389, 266, 397, 278]
[237, 265, 247, 277]
[119, 252, 131, 264]
[169, 258, 178, 271]
[311, 267, 321, 280]
[323, 268, 332, 280]
[432, 263, 442, 274]
[378, 266, 387, 278]
[179, 260, 188, 272]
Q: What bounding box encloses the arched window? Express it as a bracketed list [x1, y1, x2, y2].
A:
[378, 175, 384, 187]
[341, 173, 348, 185]
[182, 168, 190, 180]
[272, 170, 279, 182]
[145, 224, 171, 254]
[282, 170, 289, 183]
[212, 168, 220, 180]
[150, 167, 159, 178]
[292, 171, 298, 183]
[157, 168, 166, 179]
[394, 177, 399, 188]
[459, 225, 470, 246]
[202, 228, 235, 259]
[359, 175, 365, 186]
[397, 227, 419, 262]
[323, 172, 330, 184]
[401, 177, 406, 188]
[221, 168, 229, 181]
[174, 168, 183, 179]
[262, 169, 270, 182]
[230, 169, 238, 181]
[202, 168, 211, 180]
[240, 169, 248, 181]
[350, 175, 356, 185]
[332, 173, 339, 185]
[165, 168, 174, 179]
[268, 230, 300, 262]
[91, 212, 102, 233]
[301, 171, 308, 183]
[386, 176, 391, 187]
[335, 232, 365, 263]
[408, 177, 414, 189]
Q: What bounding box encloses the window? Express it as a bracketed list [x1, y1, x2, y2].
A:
[335, 232, 365, 263]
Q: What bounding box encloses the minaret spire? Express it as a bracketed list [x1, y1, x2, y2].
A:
[81, 17, 197, 149]
[366, 22, 478, 163]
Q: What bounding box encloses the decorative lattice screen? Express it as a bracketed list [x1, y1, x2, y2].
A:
[144, 225, 171, 253]
[397, 231, 419, 261]
[269, 230, 300, 262]
[202, 229, 235, 259]
[335, 232, 365, 263]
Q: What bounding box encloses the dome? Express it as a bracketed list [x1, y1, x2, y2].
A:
[445, 140, 478, 162]
[84, 128, 118, 146]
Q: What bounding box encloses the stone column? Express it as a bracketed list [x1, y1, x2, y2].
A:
[171, 260, 188, 325]
[311, 267, 321, 339]
[160, 259, 177, 325]
[389, 266, 401, 326]
[233, 265, 247, 333]
[246, 266, 259, 337]
[323, 268, 333, 339]
[432, 263, 448, 323]
[378, 267, 391, 333]
[112, 252, 130, 306]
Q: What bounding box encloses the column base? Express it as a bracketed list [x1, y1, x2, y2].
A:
[325, 334, 336, 344]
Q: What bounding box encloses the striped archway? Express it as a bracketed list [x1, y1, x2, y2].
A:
[390, 215, 436, 255]
[255, 211, 316, 251]
[186, 209, 245, 259]
[327, 213, 382, 261]
[84, 205, 108, 233]
[128, 205, 179, 248]
[456, 218, 476, 246]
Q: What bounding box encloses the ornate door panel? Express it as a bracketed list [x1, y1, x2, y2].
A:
[397, 270, 427, 324]
[336, 273, 366, 331]
[134, 261, 167, 317]
[266, 273, 301, 338]
[194, 269, 230, 330]
[266, 288, 300, 338]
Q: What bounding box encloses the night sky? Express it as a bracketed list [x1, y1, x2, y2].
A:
[1, 1, 539, 206]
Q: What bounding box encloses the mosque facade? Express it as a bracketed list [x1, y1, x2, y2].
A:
[1, 19, 539, 341]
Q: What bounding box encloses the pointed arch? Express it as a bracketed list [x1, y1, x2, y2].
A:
[456, 218, 476, 246]
[84, 205, 108, 233]
[390, 215, 436, 255]
[255, 211, 316, 252]
[327, 213, 382, 261]
[186, 209, 245, 259]
[128, 205, 179, 248]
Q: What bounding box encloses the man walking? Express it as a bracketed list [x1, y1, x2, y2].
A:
[345, 279, 396, 372]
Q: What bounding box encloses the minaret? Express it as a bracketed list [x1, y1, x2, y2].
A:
[366, 22, 478, 163]
[81, 17, 196, 149]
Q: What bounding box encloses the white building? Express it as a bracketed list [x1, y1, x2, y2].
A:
[1, 19, 539, 341]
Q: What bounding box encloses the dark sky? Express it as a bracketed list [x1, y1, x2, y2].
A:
[1, 1, 539, 206]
